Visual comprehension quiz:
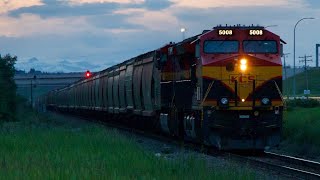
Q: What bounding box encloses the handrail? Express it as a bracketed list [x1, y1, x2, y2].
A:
[252, 80, 256, 107]
[235, 80, 238, 106]
[201, 81, 215, 106]
[273, 80, 286, 109]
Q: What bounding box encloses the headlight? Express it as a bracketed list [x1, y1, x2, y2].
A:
[240, 64, 247, 71]
[261, 98, 270, 105]
[240, 59, 247, 65]
[240, 58, 247, 71]
[220, 98, 229, 105]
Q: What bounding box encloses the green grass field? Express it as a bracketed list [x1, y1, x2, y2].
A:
[283, 68, 320, 96]
[281, 107, 320, 158]
[0, 104, 255, 179]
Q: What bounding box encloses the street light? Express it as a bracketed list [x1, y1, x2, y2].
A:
[180, 27, 186, 40]
[264, 25, 278, 28]
[293, 17, 315, 98]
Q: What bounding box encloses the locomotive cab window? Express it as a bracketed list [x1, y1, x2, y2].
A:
[243, 40, 277, 54]
[204, 40, 239, 54]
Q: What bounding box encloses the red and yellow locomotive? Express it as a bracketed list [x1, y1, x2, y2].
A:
[45, 25, 285, 150]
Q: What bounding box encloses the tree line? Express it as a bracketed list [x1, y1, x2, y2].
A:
[0, 54, 17, 121]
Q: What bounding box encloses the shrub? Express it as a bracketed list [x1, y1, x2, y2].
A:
[282, 107, 320, 158]
[0, 54, 17, 121]
[286, 98, 320, 108]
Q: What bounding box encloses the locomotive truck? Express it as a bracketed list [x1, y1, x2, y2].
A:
[45, 25, 285, 150]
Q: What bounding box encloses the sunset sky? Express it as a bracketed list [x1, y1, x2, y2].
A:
[0, 0, 319, 72]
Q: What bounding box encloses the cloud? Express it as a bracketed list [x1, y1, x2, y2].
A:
[0, 14, 91, 37]
[143, 0, 173, 10]
[1, 0, 319, 72]
[305, 0, 320, 9]
[10, 0, 172, 19]
[10, 1, 120, 18]
[169, 0, 306, 9]
[0, 0, 43, 14]
[9, 0, 172, 18]
[114, 8, 179, 31]
[86, 13, 143, 29]
[64, 0, 145, 5]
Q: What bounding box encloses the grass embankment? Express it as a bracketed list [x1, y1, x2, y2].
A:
[283, 68, 320, 96]
[0, 104, 254, 179]
[282, 106, 320, 159]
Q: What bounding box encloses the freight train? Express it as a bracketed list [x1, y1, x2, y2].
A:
[44, 25, 285, 150]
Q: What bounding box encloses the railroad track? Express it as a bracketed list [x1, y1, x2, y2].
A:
[224, 151, 320, 179]
[55, 112, 320, 179]
[263, 152, 320, 179]
[104, 121, 320, 179]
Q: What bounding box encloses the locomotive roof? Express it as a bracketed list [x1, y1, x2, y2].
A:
[213, 24, 265, 29]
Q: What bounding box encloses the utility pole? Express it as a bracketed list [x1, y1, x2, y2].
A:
[299, 55, 312, 96]
[30, 79, 32, 106]
[30, 75, 37, 107]
[293, 17, 315, 98]
[316, 44, 319, 68]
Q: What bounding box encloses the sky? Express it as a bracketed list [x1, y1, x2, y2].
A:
[0, 0, 319, 72]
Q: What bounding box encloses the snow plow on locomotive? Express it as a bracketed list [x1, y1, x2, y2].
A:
[45, 25, 285, 150]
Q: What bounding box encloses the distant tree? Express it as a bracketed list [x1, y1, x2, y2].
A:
[0, 54, 17, 121]
[15, 69, 26, 74]
[29, 68, 35, 74]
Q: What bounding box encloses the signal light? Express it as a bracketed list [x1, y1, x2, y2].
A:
[85, 70, 91, 78]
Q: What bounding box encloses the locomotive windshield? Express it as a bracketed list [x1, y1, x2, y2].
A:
[243, 40, 277, 54]
[204, 40, 239, 53]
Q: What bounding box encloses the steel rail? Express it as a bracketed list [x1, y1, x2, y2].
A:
[264, 151, 320, 173]
[227, 153, 320, 180]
